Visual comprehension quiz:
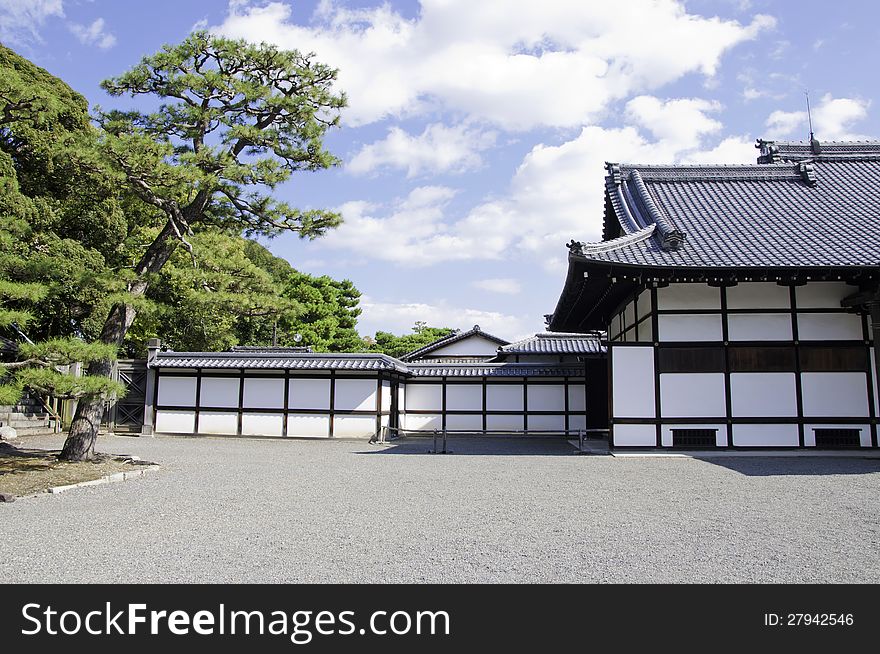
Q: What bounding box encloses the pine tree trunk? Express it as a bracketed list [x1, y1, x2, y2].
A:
[59, 221, 179, 462]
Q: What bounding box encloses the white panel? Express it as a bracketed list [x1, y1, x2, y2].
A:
[405, 384, 442, 411]
[445, 384, 483, 411]
[796, 282, 853, 308]
[528, 414, 565, 431]
[726, 282, 791, 310]
[637, 290, 652, 319]
[155, 410, 195, 434]
[661, 424, 726, 447]
[527, 385, 565, 412]
[638, 317, 654, 343]
[567, 385, 586, 412]
[804, 424, 870, 448]
[381, 382, 392, 412]
[486, 414, 524, 431]
[334, 379, 378, 412]
[197, 411, 238, 435]
[199, 377, 239, 408]
[428, 334, 504, 357]
[658, 314, 723, 342]
[287, 414, 330, 438]
[611, 346, 655, 418]
[733, 424, 799, 447]
[333, 416, 376, 439]
[289, 378, 331, 410]
[568, 414, 587, 431]
[660, 373, 726, 418]
[243, 377, 285, 409]
[727, 314, 792, 341]
[241, 413, 283, 436]
[624, 301, 636, 330]
[157, 377, 196, 407]
[486, 384, 524, 411]
[402, 414, 441, 431]
[797, 313, 863, 341]
[657, 284, 720, 310]
[613, 424, 656, 446]
[730, 373, 797, 417]
[445, 414, 483, 431]
[801, 372, 869, 418]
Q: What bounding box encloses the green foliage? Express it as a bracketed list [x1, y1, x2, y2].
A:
[368, 326, 456, 360]
[14, 367, 125, 400]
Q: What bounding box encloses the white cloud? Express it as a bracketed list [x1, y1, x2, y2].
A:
[214, 0, 774, 129]
[0, 0, 63, 45]
[358, 296, 532, 340]
[765, 94, 870, 140]
[68, 17, 116, 49]
[472, 278, 521, 295]
[624, 96, 722, 150]
[348, 123, 497, 177]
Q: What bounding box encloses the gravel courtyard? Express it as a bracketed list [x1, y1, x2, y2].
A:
[2, 434, 879, 583]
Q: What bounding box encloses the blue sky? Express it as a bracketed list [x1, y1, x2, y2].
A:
[1, 0, 878, 340]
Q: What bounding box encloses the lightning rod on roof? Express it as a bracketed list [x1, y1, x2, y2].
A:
[805, 90, 821, 155]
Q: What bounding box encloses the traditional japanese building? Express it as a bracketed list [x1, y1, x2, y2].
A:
[548, 140, 880, 449]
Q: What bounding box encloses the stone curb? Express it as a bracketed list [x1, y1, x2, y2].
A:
[47, 464, 161, 495]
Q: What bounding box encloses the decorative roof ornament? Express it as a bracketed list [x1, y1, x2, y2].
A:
[606, 162, 623, 185]
[566, 240, 585, 257]
[798, 162, 818, 186]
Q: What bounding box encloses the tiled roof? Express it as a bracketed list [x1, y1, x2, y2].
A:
[401, 325, 510, 361]
[499, 333, 605, 355]
[152, 351, 408, 373]
[409, 363, 584, 377]
[230, 346, 313, 353]
[757, 139, 880, 163]
[567, 141, 880, 269]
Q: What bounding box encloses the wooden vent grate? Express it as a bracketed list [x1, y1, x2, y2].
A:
[671, 429, 717, 447]
[814, 429, 861, 448]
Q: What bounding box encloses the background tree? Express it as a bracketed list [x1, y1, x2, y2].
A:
[368, 325, 455, 359]
[0, 45, 123, 408]
[61, 32, 346, 460]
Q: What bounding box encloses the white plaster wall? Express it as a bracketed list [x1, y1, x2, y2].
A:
[445, 385, 483, 411]
[528, 385, 565, 412]
[613, 424, 656, 446]
[569, 414, 587, 431]
[658, 314, 723, 342]
[727, 314, 793, 341]
[199, 377, 239, 408]
[797, 313, 863, 341]
[155, 410, 195, 434]
[657, 284, 720, 310]
[637, 291, 652, 319]
[528, 414, 565, 431]
[733, 424, 799, 446]
[241, 413, 284, 437]
[659, 373, 726, 418]
[726, 282, 791, 309]
[486, 414, 524, 431]
[445, 414, 483, 431]
[197, 411, 238, 435]
[611, 346, 655, 418]
[334, 379, 377, 412]
[429, 335, 503, 357]
[381, 382, 392, 413]
[288, 378, 331, 410]
[796, 282, 853, 308]
[804, 424, 870, 447]
[287, 414, 330, 438]
[333, 416, 376, 438]
[157, 377, 196, 407]
[568, 385, 586, 412]
[243, 377, 285, 409]
[402, 414, 441, 431]
[486, 384, 524, 411]
[661, 424, 727, 447]
[406, 384, 442, 411]
[730, 373, 797, 417]
[801, 372, 869, 417]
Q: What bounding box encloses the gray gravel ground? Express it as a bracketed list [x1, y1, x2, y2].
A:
[2, 434, 879, 583]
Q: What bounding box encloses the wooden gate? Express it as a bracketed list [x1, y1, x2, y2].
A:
[106, 359, 147, 433]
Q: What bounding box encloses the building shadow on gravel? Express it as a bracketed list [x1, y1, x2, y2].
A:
[356, 436, 577, 457]
[692, 456, 880, 477]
